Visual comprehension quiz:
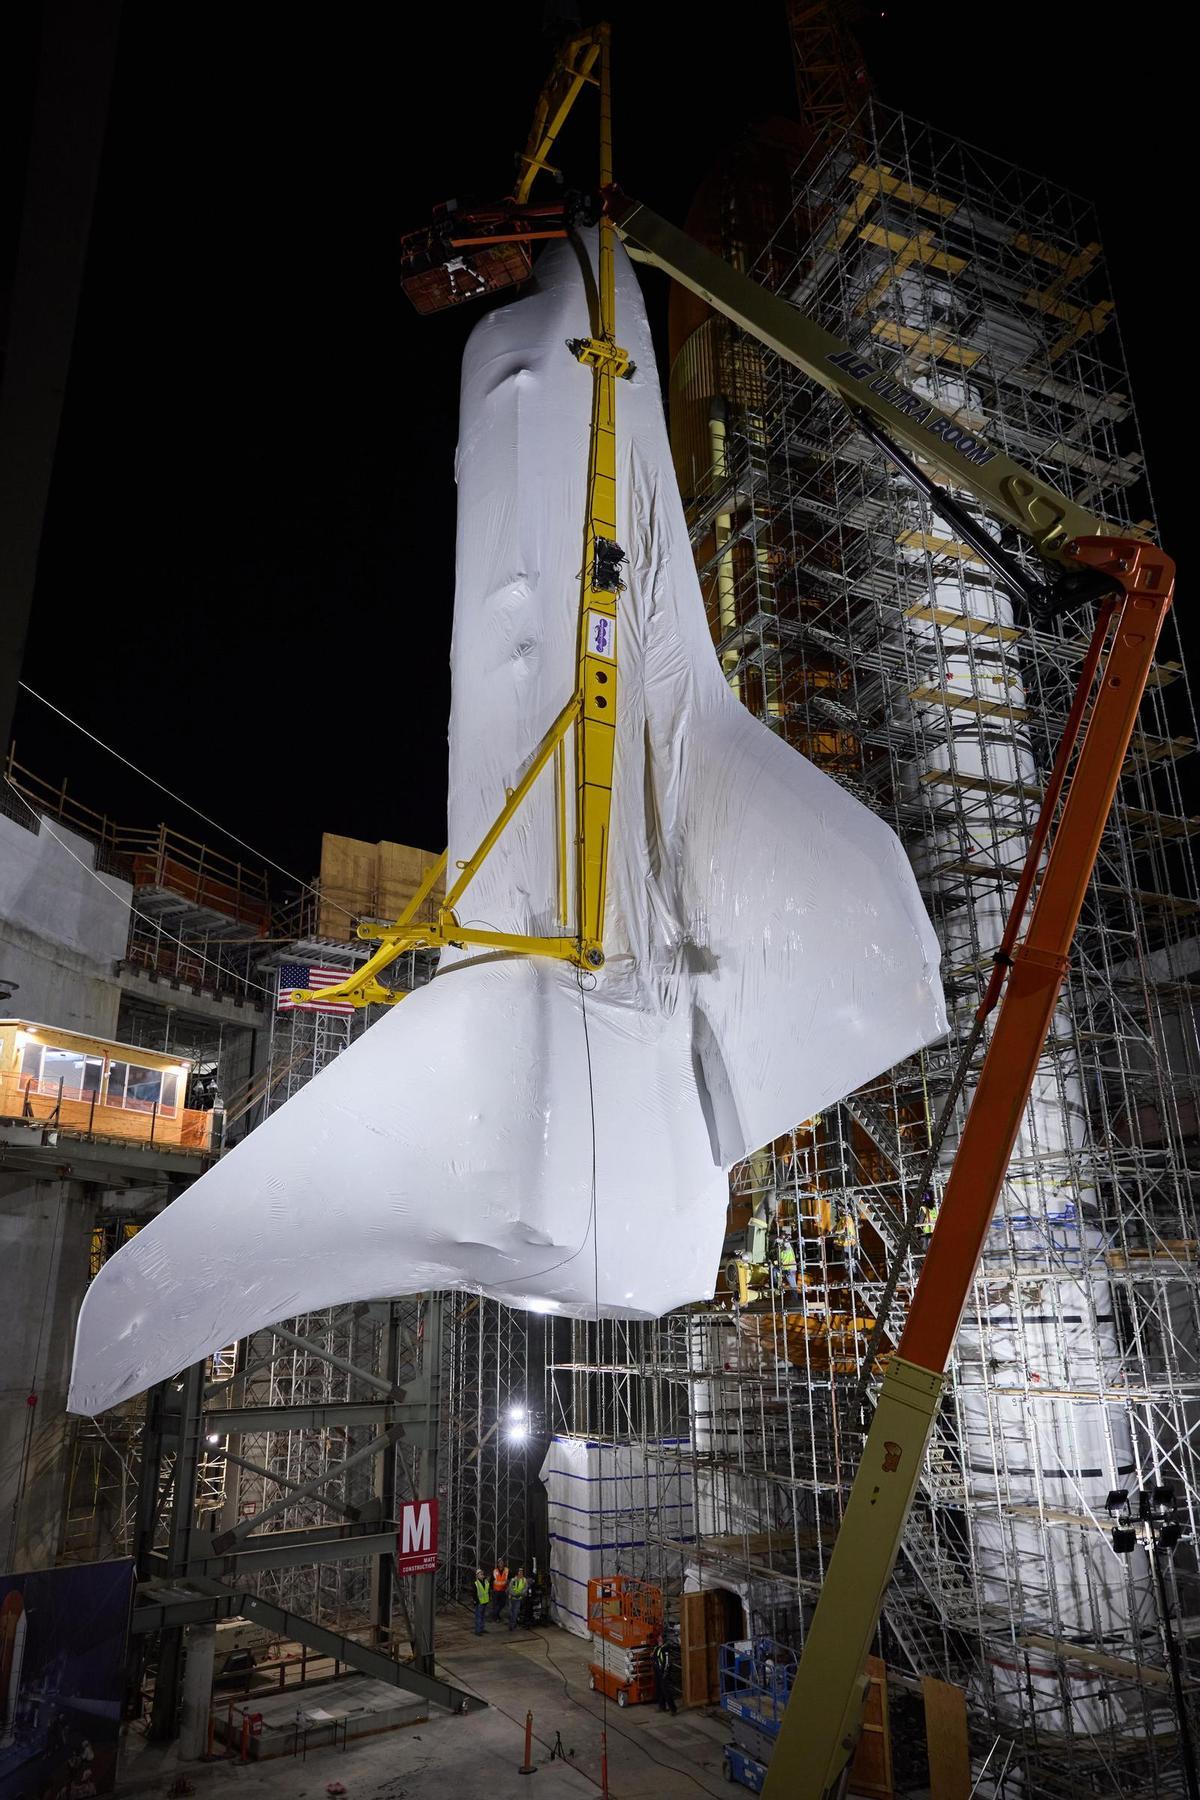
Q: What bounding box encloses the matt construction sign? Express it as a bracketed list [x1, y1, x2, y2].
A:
[395, 1498, 438, 1576]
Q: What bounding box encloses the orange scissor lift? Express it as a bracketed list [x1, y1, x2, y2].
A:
[586, 1576, 663, 1707]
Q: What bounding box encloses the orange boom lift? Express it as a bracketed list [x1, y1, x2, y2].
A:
[370, 25, 1175, 1794]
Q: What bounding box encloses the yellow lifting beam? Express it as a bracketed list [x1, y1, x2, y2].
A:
[295, 27, 621, 1010]
[570, 23, 628, 967]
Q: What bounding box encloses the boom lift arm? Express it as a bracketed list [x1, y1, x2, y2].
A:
[602, 199, 1176, 1798]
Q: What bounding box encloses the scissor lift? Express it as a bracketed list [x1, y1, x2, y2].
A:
[586, 1575, 662, 1708]
[719, 1639, 797, 1792]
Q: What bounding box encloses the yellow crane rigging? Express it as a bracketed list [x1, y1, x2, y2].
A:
[296, 25, 625, 1008]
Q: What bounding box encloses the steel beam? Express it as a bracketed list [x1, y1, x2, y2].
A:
[412, 1294, 442, 1673]
[185, 1528, 399, 1580]
[207, 1446, 360, 1522]
[214, 1518, 387, 1560]
[132, 1586, 244, 1635]
[211, 1424, 403, 1553]
[268, 1324, 395, 1396]
[203, 1350, 278, 1401]
[149, 1361, 204, 1742]
[188, 1579, 478, 1712]
[204, 1401, 417, 1433]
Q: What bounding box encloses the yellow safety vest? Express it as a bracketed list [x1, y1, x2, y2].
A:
[474, 1577, 490, 1603]
[510, 1576, 528, 1598]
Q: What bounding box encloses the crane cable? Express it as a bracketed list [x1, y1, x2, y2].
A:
[15, 679, 360, 922]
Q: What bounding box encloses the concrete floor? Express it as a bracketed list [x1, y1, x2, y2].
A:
[116, 1611, 734, 1800]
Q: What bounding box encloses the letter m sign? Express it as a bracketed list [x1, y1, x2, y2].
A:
[396, 1498, 439, 1576]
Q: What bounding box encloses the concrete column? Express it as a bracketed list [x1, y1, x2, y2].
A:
[0, 1175, 92, 1571]
[178, 1624, 216, 1760]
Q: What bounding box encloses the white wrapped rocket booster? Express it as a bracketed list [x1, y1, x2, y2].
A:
[69, 236, 945, 1416]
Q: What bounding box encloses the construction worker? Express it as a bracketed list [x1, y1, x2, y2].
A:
[473, 1567, 490, 1635]
[652, 1632, 677, 1714]
[776, 1233, 798, 1296]
[917, 1189, 939, 1236]
[508, 1565, 528, 1631]
[491, 1556, 509, 1619]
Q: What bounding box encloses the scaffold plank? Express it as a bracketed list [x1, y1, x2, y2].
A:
[850, 161, 957, 219]
[1057, 639, 1180, 687]
[929, 859, 1021, 883]
[909, 683, 1028, 723]
[1018, 1634, 1176, 1693]
[1120, 805, 1200, 842]
[897, 530, 989, 567]
[1125, 730, 1194, 766]
[903, 600, 1022, 642]
[1105, 1240, 1197, 1268]
[919, 768, 1043, 803]
[871, 317, 982, 366]
[1011, 234, 1101, 279]
[1095, 884, 1200, 918]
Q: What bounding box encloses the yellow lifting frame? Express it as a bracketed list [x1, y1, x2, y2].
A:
[294, 27, 622, 1010]
[514, 29, 602, 203]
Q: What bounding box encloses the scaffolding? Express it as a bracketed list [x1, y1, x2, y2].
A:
[439, 1296, 537, 1599]
[214, 939, 421, 1634]
[549, 103, 1200, 1796]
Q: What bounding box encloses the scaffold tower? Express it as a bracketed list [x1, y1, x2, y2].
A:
[550, 102, 1200, 1797]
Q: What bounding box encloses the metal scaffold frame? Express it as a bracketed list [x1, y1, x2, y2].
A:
[550, 102, 1200, 1797]
[439, 1297, 538, 1600]
[212, 941, 425, 1636]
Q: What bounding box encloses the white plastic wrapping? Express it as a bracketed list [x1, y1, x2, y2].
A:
[539, 1437, 695, 1637]
[69, 236, 945, 1417]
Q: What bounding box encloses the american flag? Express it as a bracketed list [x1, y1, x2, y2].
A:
[276, 962, 354, 1015]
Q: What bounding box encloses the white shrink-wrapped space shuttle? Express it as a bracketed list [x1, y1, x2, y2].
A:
[69, 236, 945, 1417]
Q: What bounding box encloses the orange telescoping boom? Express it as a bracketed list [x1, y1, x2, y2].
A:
[760, 538, 1174, 1798]
[391, 31, 1177, 1791]
[596, 196, 1177, 1800]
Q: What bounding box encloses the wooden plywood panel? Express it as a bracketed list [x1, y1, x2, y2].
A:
[318, 833, 445, 939]
[318, 832, 378, 940]
[377, 839, 444, 926]
[850, 1656, 893, 1799]
[922, 1677, 970, 1800]
[704, 1590, 728, 1702]
[679, 1592, 711, 1709]
[679, 1590, 743, 1709]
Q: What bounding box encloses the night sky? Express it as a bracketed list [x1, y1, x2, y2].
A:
[7, 3, 1183, 885]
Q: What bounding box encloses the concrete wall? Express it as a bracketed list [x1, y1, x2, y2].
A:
[0, 810, 131, 1036]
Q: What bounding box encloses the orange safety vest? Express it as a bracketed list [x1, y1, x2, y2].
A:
[493, 1566, 509, 1592]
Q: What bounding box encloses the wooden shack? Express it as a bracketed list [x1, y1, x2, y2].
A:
[0, 1019, 213, 1151]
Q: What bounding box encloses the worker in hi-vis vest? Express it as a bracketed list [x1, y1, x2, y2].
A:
[508, 1566, 528, 1631]
[776, 1233, 798, 1295]
[491, 1557, 509, 1619]
[473, 1568, 490, 1635]
[652, 1632, 677, 1714]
